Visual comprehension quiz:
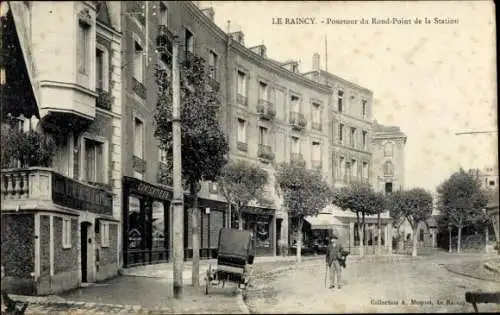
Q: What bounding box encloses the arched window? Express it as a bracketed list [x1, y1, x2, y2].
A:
[384, 142, 393, 157]
[383, 161, 394, 176]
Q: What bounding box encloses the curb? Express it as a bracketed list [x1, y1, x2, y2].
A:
[442, 265, 500, 283]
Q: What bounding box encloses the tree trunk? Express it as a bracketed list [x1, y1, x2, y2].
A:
[457, 226, 462, 253]
[411, 225, 418, 257]
[191, 191, 200, 288]
[236, 205, 243, 231]
[397, 225, 404, 252]
[356, 212, 364, 256]
[377, 212, 382, 255]
[296, 219, 303, 263]
[485, 225, 489, 253]
[448, 227, 452, 253]
[362, 212, 366, 255]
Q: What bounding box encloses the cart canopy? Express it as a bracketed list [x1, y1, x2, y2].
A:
[218, 228, 253, 260]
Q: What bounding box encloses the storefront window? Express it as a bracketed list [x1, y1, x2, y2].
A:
[128, 195, 142, 250]
[152, 201, 165, 249]
[255, 216, 270, 248]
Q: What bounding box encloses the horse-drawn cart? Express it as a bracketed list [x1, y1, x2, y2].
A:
[204, 228, 255, 296]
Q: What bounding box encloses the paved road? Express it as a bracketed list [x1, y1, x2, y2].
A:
[245, 255, 500, 313]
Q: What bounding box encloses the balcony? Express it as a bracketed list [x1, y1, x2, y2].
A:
[133, 155, 147, 174]
[258, 144, 274, 162]
[257, 100, 276, 120]
[312, 160, 323, 171]
[237, 141, 248, 152]
[1, 168, 113, 216]
[207, 76, 220, 92]
[237, 93, 248, 106]
[96, 89, 114, 111]
[289, 112, 307, 131]
[132, 78, 146, 100]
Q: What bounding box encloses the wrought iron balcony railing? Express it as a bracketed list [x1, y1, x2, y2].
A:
[289, 111, 307, 130]
[96, 88, 113, 111]
[132, 78, 146, 100]
[257, 99, 276, 120]
[237, 93, 248, 106]
[258, 144, 274, 161]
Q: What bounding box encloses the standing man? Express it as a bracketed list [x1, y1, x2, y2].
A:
[325, 235, 343, 289]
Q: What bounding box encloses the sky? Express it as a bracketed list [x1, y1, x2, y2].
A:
[204, 0, 497, 192]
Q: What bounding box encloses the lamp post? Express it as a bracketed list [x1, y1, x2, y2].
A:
[171, 37, 184, 299]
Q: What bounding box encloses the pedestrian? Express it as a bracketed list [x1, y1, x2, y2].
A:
[325, 235, 343, 289]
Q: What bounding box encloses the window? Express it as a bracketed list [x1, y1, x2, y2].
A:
[312, 103, 321, 128]
[185, 29, 194, 53]
[338, 156, 345, 178]
[159, 2, 168, 26]
[384, 142, 393, 157]
[419, 229, 424, 242]
[159, 147, 168, 164]
[101, 222, 110, 247]
[134, 117, 144, 158]
[259, 126, 268, 145]
[352, 159, 357, 177]
[0, 67, 5, 85]
[362, 131, 368, 150]
[133, 41, 144, 83]
[489, 180, 496, 186]
[338, 123, 344, 144]
[312, 141, 321, 161]
[385, 182, 393, 194]
[291, 95, 300, 112]
[96, 48, 105, 90]
[77, 23, 90, 73]
[350, 127, 356, 147]
[84, 138, 105, 183]
[259, 82, 268, 100]
[237, 118, 247, 143]
[337, 90, 344, 112]
[208, 50, 218, 80]
[291, 136, 300, 154]
[384, 161, 394, 176]
[345, 161, 351, 180]
[237, 71, 247, 97]
[362, 161, 369, 179]
[62, 218, 72, 249]
[362, 99, 367, 117]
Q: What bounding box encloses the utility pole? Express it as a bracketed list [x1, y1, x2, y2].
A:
[171, 37, 184, 299]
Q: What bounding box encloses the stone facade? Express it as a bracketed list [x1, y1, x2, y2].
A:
[1, 1, 121, 295]
[370, 121, 407, 194]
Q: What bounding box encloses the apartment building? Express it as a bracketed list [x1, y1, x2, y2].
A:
[1, 1, 122, 295]
[303, 55, 373, 189]
[120, 1, 231, 266]
[370, 121, 407, 194]
[227, 34, 331, 255]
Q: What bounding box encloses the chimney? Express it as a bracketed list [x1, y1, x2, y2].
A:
[230, 31, 245, 45]
[250, 45, 266, 57]
[312, 53, 320, 72]
[201, 7, 215, 21]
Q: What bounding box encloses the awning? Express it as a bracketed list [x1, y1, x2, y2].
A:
[305, 213, 344, 230]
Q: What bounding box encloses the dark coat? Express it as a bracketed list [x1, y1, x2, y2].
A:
[325, 243, 344, 266]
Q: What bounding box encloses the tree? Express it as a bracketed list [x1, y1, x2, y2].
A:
[154, 52, 229, 288]
[218, 160, 269, 230]
[387, 188, 433, 256]
[386, 191, 407, 252]
[276, 161, 331, 262]
[370, 192, 387, 254]
[332, 182, 378, 256]
[437, 169, 488, 253]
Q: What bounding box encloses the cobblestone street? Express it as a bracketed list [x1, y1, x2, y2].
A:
[245, 254, 500, 313]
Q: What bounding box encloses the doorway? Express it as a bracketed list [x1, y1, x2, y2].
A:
[80, 222, 91, 283]
[385, 182, 393, 194]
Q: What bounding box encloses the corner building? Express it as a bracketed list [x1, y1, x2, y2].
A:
[1, 1, 122, 295]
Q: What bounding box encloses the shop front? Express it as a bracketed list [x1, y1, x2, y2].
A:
[122, 176, 172, 267]
[231, 207, 276, 256]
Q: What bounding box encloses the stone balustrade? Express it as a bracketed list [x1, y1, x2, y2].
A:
[1, 167, 113, 215]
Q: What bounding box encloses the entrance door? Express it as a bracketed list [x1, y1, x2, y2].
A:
[80, 222, 90, 282]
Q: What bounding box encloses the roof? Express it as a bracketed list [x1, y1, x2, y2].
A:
[305, 213, 345, 230]
[372, 122, 407, 140]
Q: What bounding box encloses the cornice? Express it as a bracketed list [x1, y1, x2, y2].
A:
[231, 42, 332, 94]
[182, 2, 228, 42]
[318, 70, 373, 95]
